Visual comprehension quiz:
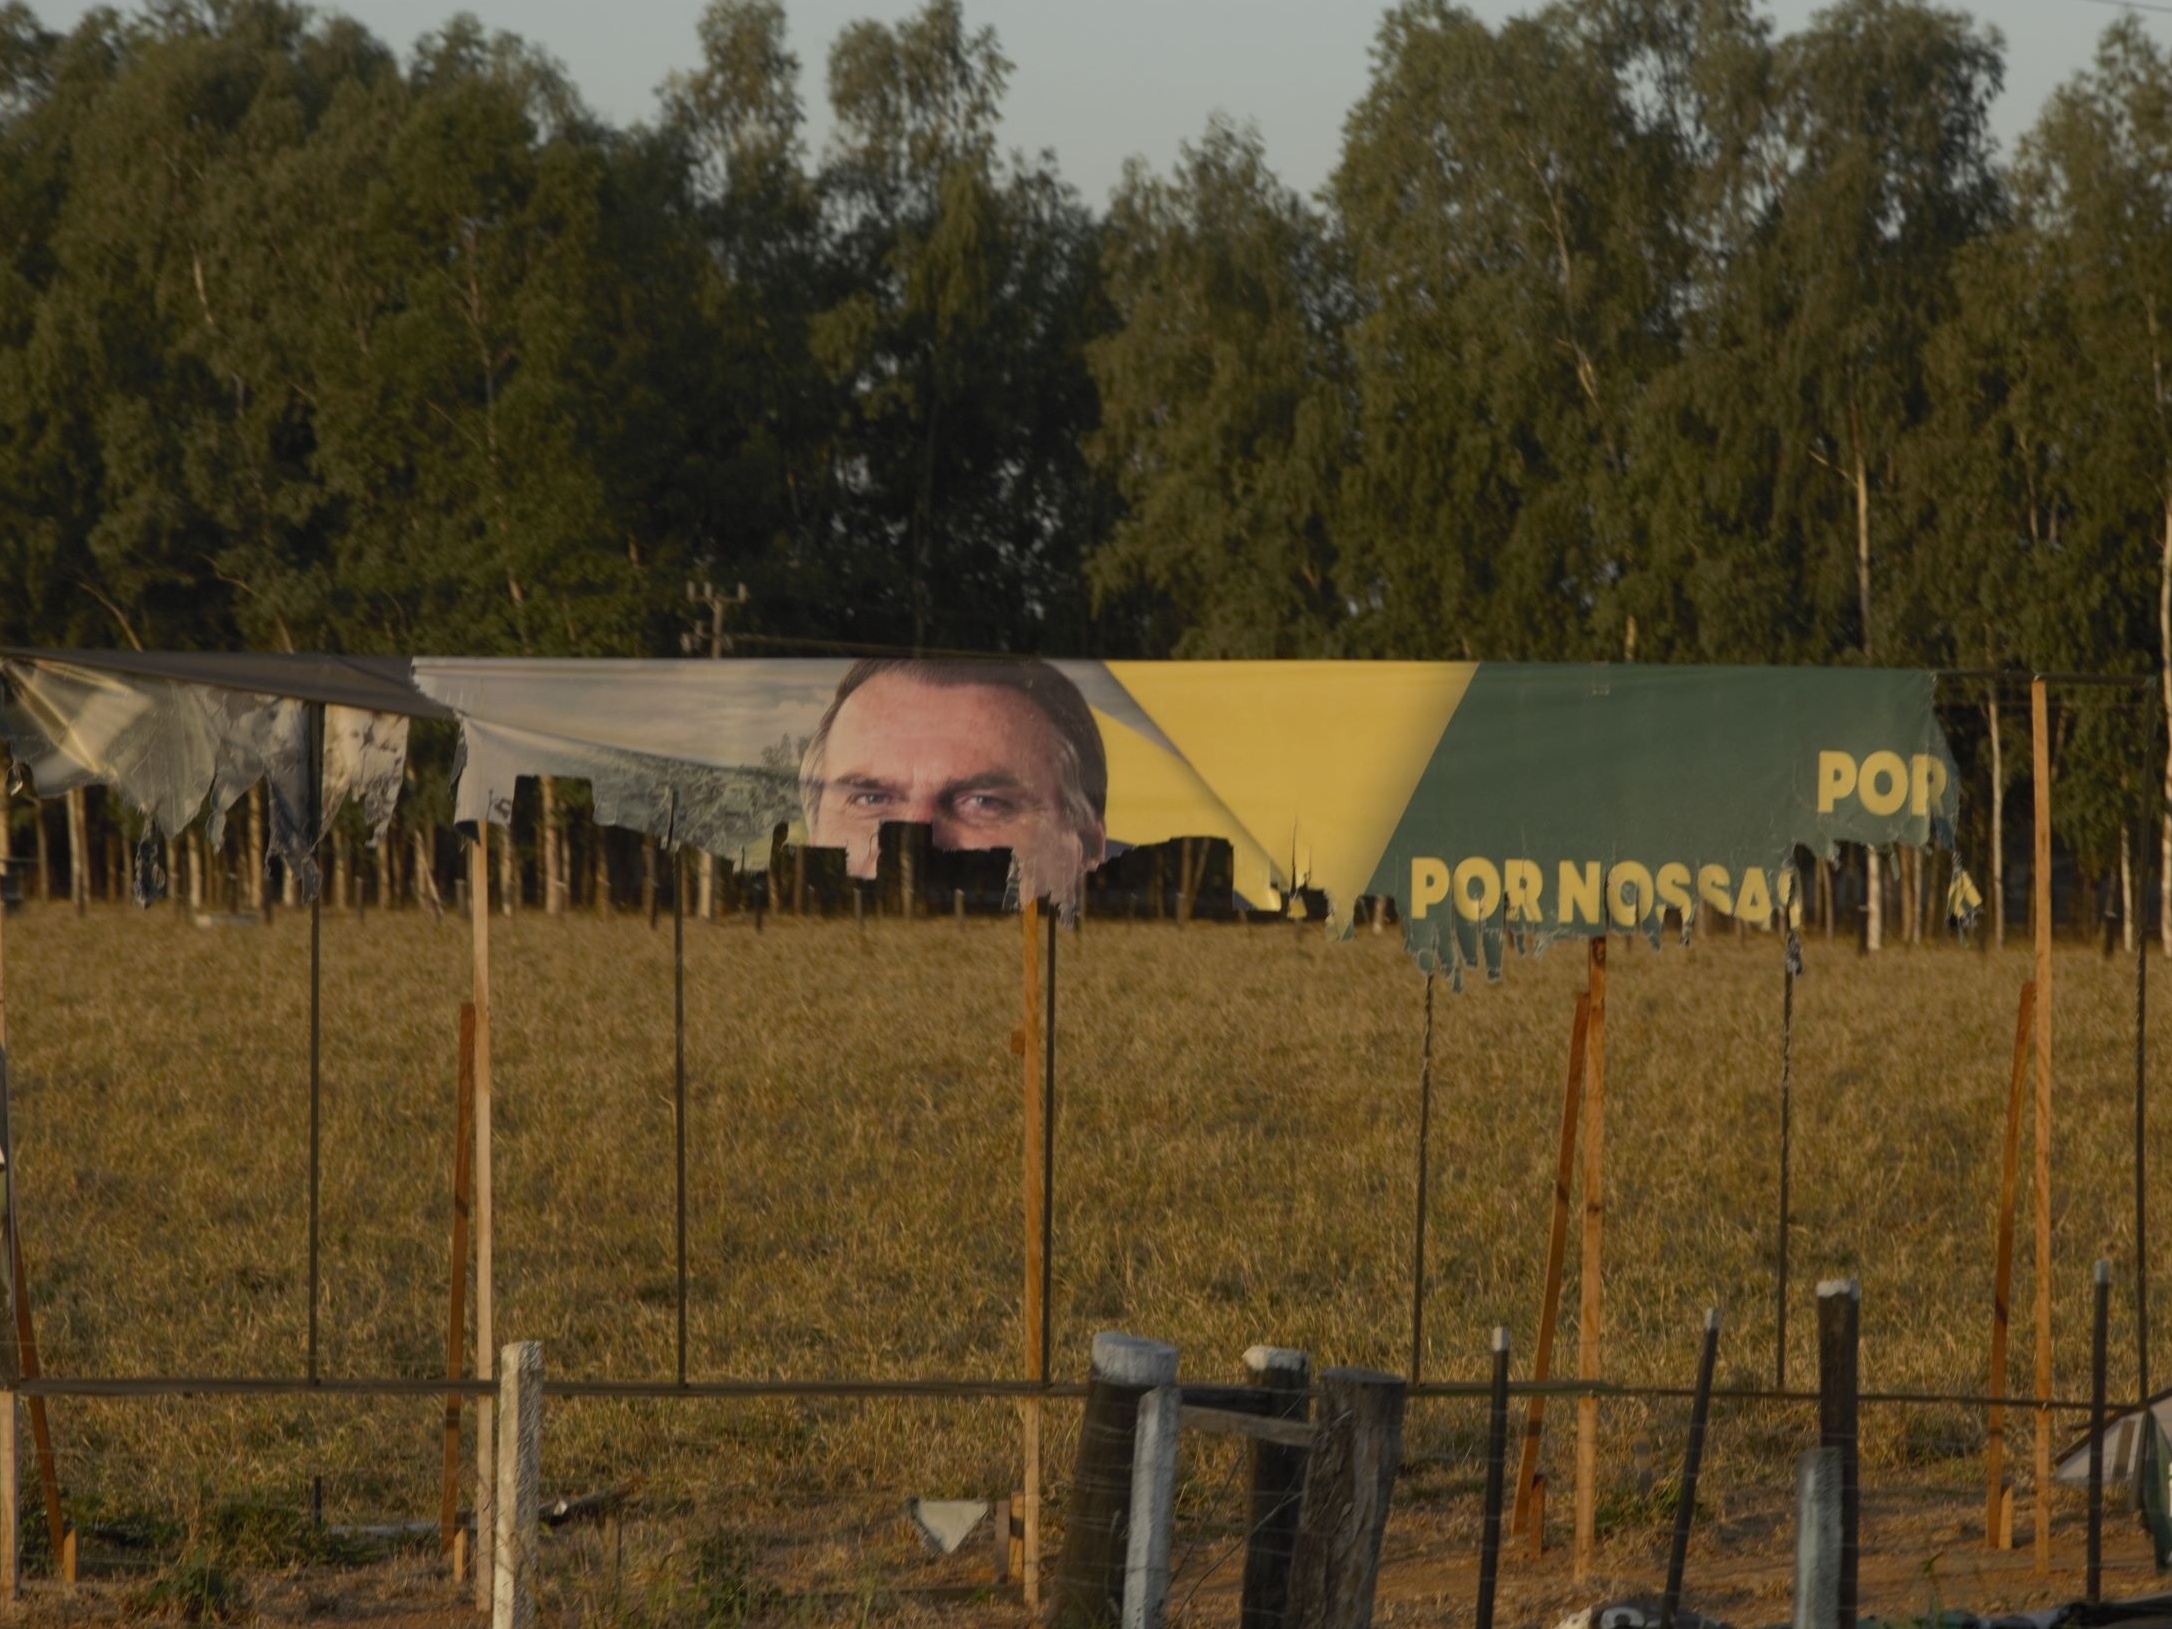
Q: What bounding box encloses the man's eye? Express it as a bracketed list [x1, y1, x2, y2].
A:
[844, 790, 896, 809]
[955, 794, 1018, 820]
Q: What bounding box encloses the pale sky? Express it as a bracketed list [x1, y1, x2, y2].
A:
[26, 0, 2172, 203]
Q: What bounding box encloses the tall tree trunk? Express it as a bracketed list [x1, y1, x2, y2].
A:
[34, 802, 49, 903]
[67, 786, 88, 916]
[411, 821, 442, 918]
[246, 783, 266, 913]
[2160, 498, 2172, 953]
[497, 820, 516, 916]
[1852, 413, 1874, 662]
[1990, 697, 2007, 950]
[698, 851, 715, 920]
[2125, 824, 2138, 955]
[188, 829, 205, 911]
[592, 822, 609, 915]
[1865, 848, 1882, 952]
[1819, 856, 1833, 942]
[541, 776, 562, 916]
[0, 780, 11, 904]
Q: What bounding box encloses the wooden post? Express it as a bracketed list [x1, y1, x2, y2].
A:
[1816, 1280, 1859, 1629]
[441, 1004, 477, 1555]
[0, 1393, 13, 1606]
[470, 832, 496, 1612]
[2031, 676, 2055, 1576]
[1121, 1383, 1180, 1629]
[1986, 979, 2034, 1545]
[492, 1341, 541, 1629]
[1792, 1446, 1841, 1629]
[1286, 1368, 1406, 1629]
[1574, 938, 1608, 1585]
[1052, 1333, 1179, 1629]
[0, 846, 62, 1571]
[1021, 898, 1055, 1608]
[1242, 1345, 1310, 1629]
[0, 835, 12, 1606]
[1514, 994, 1589, 1536]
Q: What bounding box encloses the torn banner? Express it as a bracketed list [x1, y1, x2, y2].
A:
[0, 652, 1963, 953]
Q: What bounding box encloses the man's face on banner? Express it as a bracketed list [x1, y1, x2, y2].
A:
[805, 670, 1099, 890]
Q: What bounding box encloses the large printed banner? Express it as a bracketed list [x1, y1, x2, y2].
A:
[0, 652, 1963, 964]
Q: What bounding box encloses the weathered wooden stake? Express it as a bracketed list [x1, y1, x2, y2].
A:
[1816, 1280, 1859, 1629]
[1477, 1329, 1510, 1629]
[492, 1341, 541, 1629]
[1286, 1368, 1406, 1629]
[441, 1004, 477, 1553]
[1514, 994, 1588, 1536]
[469, 832, 496, 1612]
[1986, 978, 2034, 1545]
[1792, 1445, 1840, 1629]
[1021, 897, 1051, 1608]
[1241, 1345, 1310, 1629]
[1052, 1333, 1179, 1629]
[2031, 675, 2055, 1577]
[1574, 938, 1608, 1585]
[1121, 1384, 1180, 1629]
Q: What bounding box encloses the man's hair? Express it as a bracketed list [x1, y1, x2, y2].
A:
[799, 657, 1108, 839]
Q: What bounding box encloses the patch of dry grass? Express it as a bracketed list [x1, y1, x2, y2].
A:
[0, 903, 2161, 1615]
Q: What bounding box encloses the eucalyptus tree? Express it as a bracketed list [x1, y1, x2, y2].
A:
[1085, 117, 1348, 657]
[813, 0, 1104, 653]
[2001, 17, 2172, 945]
[1331, 0, 1761, 661]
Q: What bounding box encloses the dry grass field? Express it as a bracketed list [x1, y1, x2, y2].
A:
[0, 900, 2168, 1623]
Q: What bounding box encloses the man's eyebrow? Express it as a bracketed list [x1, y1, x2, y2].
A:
[939, 771, 1031, 797]
[826, 772, 906, 794]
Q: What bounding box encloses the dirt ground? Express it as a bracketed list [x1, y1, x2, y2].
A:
[7, 1487, 2167, 1626]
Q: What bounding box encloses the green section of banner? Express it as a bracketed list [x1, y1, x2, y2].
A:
[1365, 665, 1959, 974]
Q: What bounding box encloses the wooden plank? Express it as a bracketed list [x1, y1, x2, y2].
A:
[470, 832, 497, 1612]
[1574, 939, 1608, 1586]
[1178, 1404, 1315, 1450]
[441, 1003, 477, 1554]
[1985, 979, 2033, 1546]
[2032, 677, 2055, 1577]
[1514, 993, 1589, 1538]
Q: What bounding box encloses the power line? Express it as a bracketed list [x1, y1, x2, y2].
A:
[2076, 0, 2172, 18]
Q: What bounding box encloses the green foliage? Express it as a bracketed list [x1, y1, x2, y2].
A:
[4, 0, 2172, 858]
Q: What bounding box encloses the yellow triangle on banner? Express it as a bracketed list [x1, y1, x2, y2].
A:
[1092, 707, 1285, 907]
[1105, 662, 1478, 918]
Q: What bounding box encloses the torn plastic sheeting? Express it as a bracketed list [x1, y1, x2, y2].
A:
[0, 659, 411, 905]
[452, 716, 802, 865]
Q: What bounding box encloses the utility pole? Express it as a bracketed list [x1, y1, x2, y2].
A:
[683, 579, 749, 919]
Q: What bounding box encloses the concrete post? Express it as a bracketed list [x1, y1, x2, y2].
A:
[1793, 1446, 1841, 1629]
[1122, 1385, 1181, 1629]
[492, 1341, 542, 1629]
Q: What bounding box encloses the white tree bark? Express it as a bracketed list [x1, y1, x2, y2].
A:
[2161, 499, 2172, 953]
[67, 787, 89, 914]
[1865, 849, 1883, 952]
[2123, 824, 2137, 955]
[245, 784, 266, 912]
[541, 777, 562, 915]
[1990, 698, 2006, 950]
